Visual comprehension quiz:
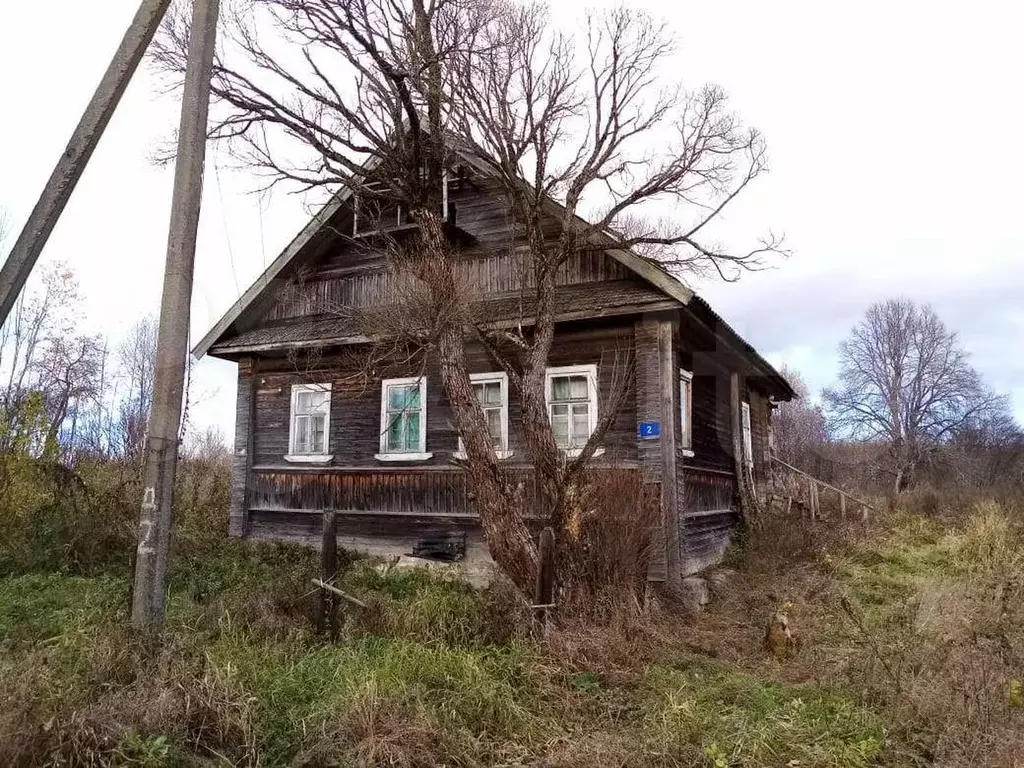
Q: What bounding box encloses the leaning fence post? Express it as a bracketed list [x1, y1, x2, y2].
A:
[319, 510, 339, 639]
[533, 527, 556, 633]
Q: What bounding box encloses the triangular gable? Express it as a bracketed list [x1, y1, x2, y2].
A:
[193, 147, 694, 359]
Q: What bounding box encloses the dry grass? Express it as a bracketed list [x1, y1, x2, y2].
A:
[5, 455, 1018, 765]
[691, 495, 1024, 767]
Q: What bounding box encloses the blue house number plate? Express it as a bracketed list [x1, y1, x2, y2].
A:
[638, 421, 661, 440]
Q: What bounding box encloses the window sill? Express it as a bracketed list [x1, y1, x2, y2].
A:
[563, 447, 605, 459]
[681, 449, 695, 458]
[284, 454, 334, 464]
[453, 450, 514, 461]
[374, 452, 434, 462]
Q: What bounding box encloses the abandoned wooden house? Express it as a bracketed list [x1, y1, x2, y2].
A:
[193, 153, 795, 587]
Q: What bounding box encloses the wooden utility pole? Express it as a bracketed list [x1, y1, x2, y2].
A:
[319, 511, 340, 639]
[132, 0, 221, 629]
[0, 0, 173, 325]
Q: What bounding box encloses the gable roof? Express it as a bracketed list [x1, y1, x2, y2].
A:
[192, 146, 693, 360]
[192, 145, 792, 400]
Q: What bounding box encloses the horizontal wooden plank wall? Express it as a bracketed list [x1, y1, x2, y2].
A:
[244, 464, 639, 545]
[679, 467, 737, 576]
[264, 250, 633, 322]
[250, 466, 539, 517]
[250, 321, 638, 469]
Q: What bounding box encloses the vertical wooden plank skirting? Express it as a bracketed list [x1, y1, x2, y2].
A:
[657, 319, 681, 584]
[228, 358, 254, 537]
[636, 318, 667, 582]
[729, 372, 751, 527]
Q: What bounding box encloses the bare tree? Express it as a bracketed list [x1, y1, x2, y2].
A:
[823, 299, 1004, 494]
[34, 333, 105, 453]
[116, 314, 159, 462]
[941, 403, 1023, 490]
[0, 262, 84, 453]
[155, 1, 781, 595]
[772, 364, 827, 471]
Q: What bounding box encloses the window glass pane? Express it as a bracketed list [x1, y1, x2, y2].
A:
[294, 415, 310, 453]
[387, 415, 404, 451]
[472, 382, 485, 403]
[551, 376, 571, 401]
[311, 414, 326, 452]
[551, 412, 569, 447]
[486, 408, 502, 444]
[406, 385, 421, 410]
[569, 375, 588, 400]
[405, 412, 421, 450]
[388, 383, 417, 411]
[571, 406, 589, 446]
[483, 382, 502, 406]
[551, 403, 568, 416]
[296, 390, 329, 414]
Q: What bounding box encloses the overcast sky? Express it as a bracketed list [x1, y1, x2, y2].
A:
[1, 0, 1021, 442]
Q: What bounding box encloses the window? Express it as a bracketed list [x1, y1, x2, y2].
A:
[353, 173, 450, 236]
[741, 401, 753, 470]
[455, 373, 510, 459]
[286, 384, 332, 463]
[545, 364, 601, 457]
[679, 369, 693, 456]
[376, 377, 431, 461]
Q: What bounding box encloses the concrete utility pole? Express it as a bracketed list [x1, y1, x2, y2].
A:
[132, 0, 221, 629]
[0, 0, 173, 325]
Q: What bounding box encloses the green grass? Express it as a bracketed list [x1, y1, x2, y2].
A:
[0, 537, 898, 767]
[643, 663, 885, 767]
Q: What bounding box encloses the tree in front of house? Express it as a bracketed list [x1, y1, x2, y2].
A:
[154, 0, 782, 597]
[823, 299, 1005, 494]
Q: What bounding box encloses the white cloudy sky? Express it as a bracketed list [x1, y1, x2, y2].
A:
[1, 0, 1022, 442]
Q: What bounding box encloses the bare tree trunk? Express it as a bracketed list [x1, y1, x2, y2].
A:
[418, 212, 539, 592]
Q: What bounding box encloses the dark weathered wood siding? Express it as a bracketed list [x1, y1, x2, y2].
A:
[219, 170, 785, 584]
[248, 319, 637, 473]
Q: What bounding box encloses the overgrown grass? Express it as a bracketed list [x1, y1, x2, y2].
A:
[6, 454, 1017, 765]
[832, 502, 1024, 766]
[0, 535, 896, 767]
[642, 663, 884, 767]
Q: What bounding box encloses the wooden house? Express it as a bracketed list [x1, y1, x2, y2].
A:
[193, 154, 794, 586]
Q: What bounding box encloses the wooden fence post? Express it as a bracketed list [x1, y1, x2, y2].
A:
[534, 527, 556, 633]
[840, 492, 847, 520]
[320, 510, 339, 639]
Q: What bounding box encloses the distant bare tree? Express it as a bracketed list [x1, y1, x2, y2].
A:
[155, 1, 782, 596]
[0, 262, 84, 452]
[116, 315, 158, 462]
[942, 403, 1024, 490]
[823, 299, 1004, 494]
[772, 364, 827, 471]
[182, 425, 230, 462]
[34, 333, 105, 452]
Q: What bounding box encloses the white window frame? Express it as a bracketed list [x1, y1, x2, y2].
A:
[454, 372, 512, 460]
[285, 383, 333, 464]
[679, 369, 694, 457]
[545, 364, 604, 458]
[741, 400, 754, 470]
[376, 376, 432, 461]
